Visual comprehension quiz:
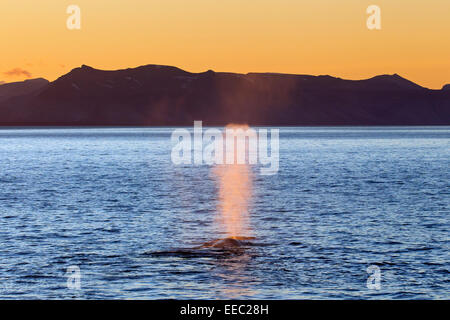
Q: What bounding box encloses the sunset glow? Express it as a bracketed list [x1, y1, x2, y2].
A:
[1, 0, 449, 88]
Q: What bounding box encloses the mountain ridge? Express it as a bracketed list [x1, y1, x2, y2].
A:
[0, 64, 449, 126]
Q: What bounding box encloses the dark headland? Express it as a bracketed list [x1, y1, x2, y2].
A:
[0, 64, 449, 126]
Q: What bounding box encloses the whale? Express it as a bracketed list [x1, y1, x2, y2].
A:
[198, 236, 256, 249]
[145, 236, 256, 257]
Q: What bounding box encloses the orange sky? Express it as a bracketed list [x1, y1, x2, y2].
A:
[1, 0, 449, 88]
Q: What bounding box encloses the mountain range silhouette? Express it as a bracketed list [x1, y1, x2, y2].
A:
[0, 64, 449, 125]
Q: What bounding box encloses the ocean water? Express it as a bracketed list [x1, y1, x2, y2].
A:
[0, 126, 448, 299]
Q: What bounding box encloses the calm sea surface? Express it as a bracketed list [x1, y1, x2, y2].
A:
[0, 127, 448, 299]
